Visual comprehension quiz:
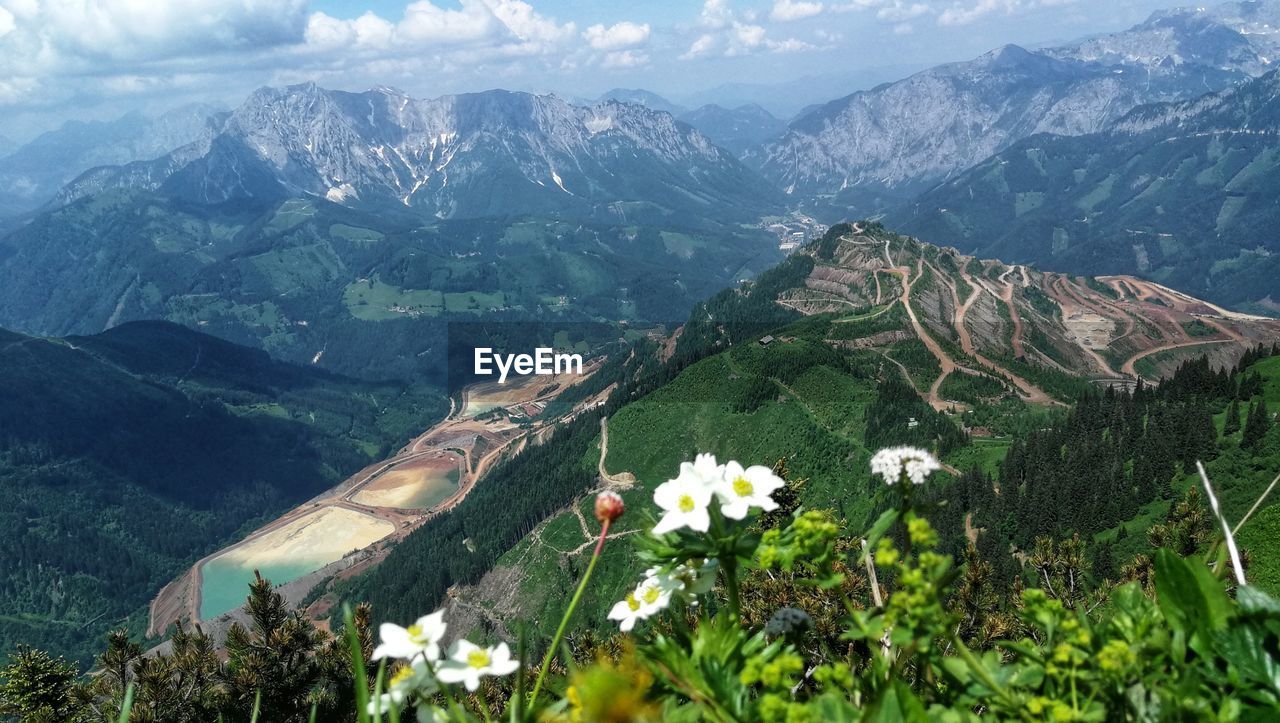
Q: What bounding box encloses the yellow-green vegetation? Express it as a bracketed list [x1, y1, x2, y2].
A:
[263, 198, 317, 233]
[329, 223, 384, 242]
[343, 278, 445, 320]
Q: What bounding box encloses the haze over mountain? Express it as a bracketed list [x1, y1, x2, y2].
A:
[0, 105, 220, 218]
[677, 103, 787, 155]
[595, 88, 687, 116]
[892, 69, 1280, 311]
[750, 0, 1280, 213]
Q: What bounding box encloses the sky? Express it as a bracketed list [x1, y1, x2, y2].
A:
[0, 0, 1189, 142]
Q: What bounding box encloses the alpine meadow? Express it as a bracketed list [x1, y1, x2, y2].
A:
[5, 1, 1280, 721]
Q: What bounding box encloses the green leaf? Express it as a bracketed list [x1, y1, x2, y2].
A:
[1213, 625, 1280, 697]
[865, 679, 929, 722]
[1154, 549, 1229, 634]
[1238, 585, 1280, 617]
[862, 508, 900, 558]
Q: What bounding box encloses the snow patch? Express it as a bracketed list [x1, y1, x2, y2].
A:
[326, 183, 358, 202]
[551, 170, 572, 194]
[585, 115, 614, 134]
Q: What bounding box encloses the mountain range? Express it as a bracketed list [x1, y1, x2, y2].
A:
[892, 69, 1280, 312]
[56, 84, 779, 225]
[748, 0, 1280, 210]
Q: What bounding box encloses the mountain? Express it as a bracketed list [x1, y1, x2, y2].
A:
[1047, 0, 1280, 74]
[0, 105, 220, 218]
[0, 320, 441, 663]
[596, 88, 687, 116]
[677, 103, 787, 154]
[56, 84, 778, 225]
[890, 69, 1280, 311]
[326, 224, 1280, 644]
[749, 0, 1280, 214]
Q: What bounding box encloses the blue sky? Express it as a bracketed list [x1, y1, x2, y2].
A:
[0, 0, 1186, 141]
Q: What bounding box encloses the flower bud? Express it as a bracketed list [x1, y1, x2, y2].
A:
[594, 491, 625, 524]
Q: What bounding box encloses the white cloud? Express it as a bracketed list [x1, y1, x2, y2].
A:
[771, 0, 824, 22]
[601, 49, 649, 68]
[684, 0, 817, 60]
[394, 0, 497, 43]
[936, 0, 1075, 26]
[938, 0, 1017, 26]
[878, 3, 929, 21]
[583, 21, 650, 51]
[699, 0, 734, 29]
[0, 0, 307, 70]
[680, 33, 717, 60]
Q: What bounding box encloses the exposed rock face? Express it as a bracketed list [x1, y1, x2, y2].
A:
[890, 70, 1280, 308]
[56, 85, 780, 223]
[749, 0, 1280, 207]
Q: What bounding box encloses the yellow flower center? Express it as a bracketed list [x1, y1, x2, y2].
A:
[407, 624, 428, 643]
[626, 592, 641, 612]
[732, 476, 753, 497]
[641, 585, 661, 605]
[390, 666, 414, 686]
[467, 649, 491, 669]
[678, 494, 696, 512]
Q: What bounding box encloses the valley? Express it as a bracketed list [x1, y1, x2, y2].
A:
[148, 361, 607, 640]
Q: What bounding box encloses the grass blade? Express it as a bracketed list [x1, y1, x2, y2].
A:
[116, 683, 134, 723]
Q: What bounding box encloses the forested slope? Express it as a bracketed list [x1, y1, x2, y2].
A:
[0, 321, 443, 663]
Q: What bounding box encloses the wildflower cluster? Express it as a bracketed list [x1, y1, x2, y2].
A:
[606, 454, 785, 631]
[367, 609, 517, 717]
[651, 453, 785, 534]
[342, 444, 1280, 721]
[869, 445, 942, 486]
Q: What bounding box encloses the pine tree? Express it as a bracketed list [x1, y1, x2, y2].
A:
[223, 572, 328, 722]
[1224, 398, 1241, 436]
[0, 646, 88, 722]
[1243, 400, 1272, 450]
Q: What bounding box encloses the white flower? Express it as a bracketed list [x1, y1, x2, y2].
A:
[608, 575, 678, 631]
[651, 460, 717, 534]
[366, 658, 435, 716]
[373, 610, 447, 661]
[646, 558, 717, 605]
[715, 461, 784, 519]
[690, 452, 724, 481]
[436, 640, 519, 691]
[870, 446, 941, 486]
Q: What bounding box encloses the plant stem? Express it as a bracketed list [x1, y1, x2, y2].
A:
[529, 519, 609, 708]
[721, 555, 742, 621]
[950, 635, 1017, 707]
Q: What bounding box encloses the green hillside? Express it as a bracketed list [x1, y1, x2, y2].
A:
[0, 321, 443, 664]
[0, 192, 780, 380]
[340, 224, 1280, 654]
